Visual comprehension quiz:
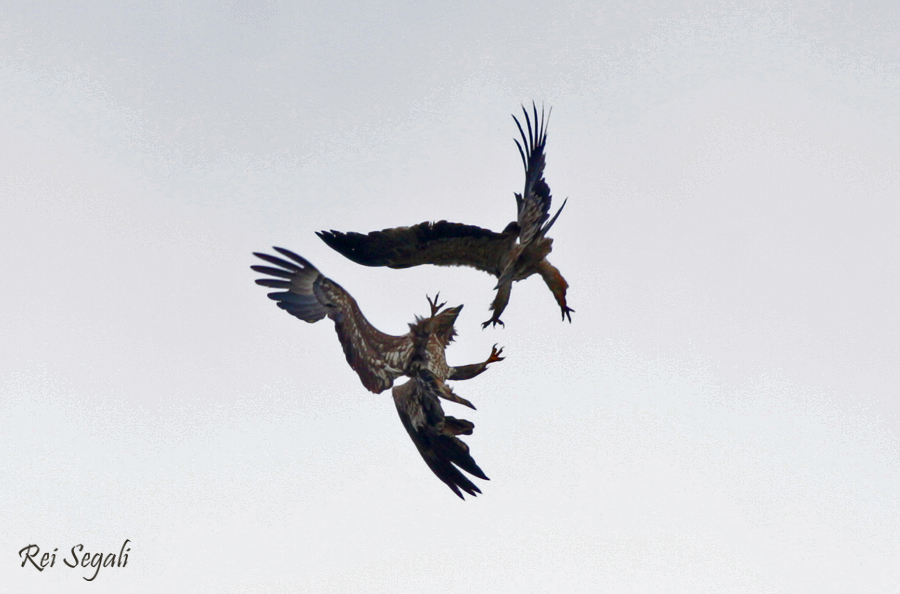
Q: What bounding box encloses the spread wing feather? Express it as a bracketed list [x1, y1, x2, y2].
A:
[317, 221, 514, 277]
[392, 369, 488, 499]
[252, 248, 408, 393]
[514, 102, 566, 245]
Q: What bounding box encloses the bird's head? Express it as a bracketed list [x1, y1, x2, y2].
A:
[430, 303, 462, 345]
[410, 295, 462, 346]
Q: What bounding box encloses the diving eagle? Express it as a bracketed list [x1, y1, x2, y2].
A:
[251, 247, 504, 498]
[316, 103, 573, 328]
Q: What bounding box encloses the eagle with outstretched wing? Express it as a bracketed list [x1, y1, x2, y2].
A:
[316, 103, 573, 328]
[251, 247, 503, 498]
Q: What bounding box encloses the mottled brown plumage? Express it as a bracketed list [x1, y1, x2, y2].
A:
[251, 247, 503, 498]
[317, 103, 573, 328]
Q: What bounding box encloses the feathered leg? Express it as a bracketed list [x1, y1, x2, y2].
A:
[537, 260, 574, 322]
[482, 281, 512, 328]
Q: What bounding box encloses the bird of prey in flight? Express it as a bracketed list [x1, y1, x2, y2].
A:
[317, 103, 573, 328]
[251, 247, 504, 498]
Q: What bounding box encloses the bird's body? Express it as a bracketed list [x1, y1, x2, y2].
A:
[251, 247, 503, 498]
[317, 103, 573, 328]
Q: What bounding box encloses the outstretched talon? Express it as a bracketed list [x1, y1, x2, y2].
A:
[486, 344, 505, 365]
[561, 306, 574, 323]
[427, 293, 447, 317]
[482, 317, 505, 329]
[448, 344, 504, 382]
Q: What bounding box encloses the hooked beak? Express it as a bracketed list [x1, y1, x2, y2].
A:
[447, 304, 463, 321]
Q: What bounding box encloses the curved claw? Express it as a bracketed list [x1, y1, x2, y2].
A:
[427, 293, 448, 317]
[487, 344, 505, 364]
[481, 317, 505, 329]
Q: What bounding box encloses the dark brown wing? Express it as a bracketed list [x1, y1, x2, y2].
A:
[392, 370, 488, 499]
[513, 103, 566, 245]
[317, 220, 514, 277]
[252, 247, 409, 393]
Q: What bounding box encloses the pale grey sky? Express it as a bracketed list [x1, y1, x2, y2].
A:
[2, 1, 899, 592]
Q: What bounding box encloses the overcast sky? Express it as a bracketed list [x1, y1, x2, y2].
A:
[2, 1, 899, 592]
